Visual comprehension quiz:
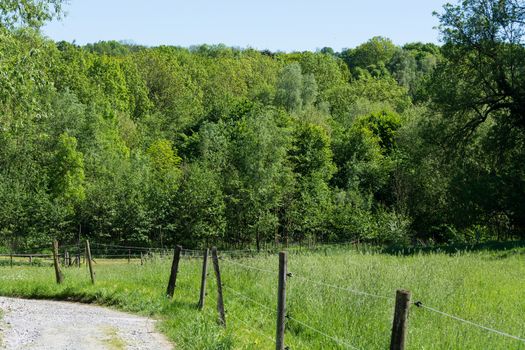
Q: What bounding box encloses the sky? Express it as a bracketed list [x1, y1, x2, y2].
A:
[43, 0, 449, 52]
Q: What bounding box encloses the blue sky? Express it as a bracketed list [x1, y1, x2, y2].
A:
[43, 0, 449, 51]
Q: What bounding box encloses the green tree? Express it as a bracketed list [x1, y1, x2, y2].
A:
[433, 0, 525, 137]
[0, 0, 65, 29]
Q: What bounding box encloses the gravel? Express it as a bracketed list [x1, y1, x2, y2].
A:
[0, 297, 173, 350]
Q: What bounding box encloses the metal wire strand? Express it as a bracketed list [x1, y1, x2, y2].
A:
[415, 302, 525, 343]
[223, 285, 275, 314]
[220, 258, 277, 275]
[90, 243, 163, 251]
[291, 275, 392, 301]
[287, 315, 362, 350]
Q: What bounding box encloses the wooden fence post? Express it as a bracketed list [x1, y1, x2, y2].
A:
[198, 248, 209, 310]
[52, 240, 63, 284]
[140, 252, 144, 266]
[390, 289, 411, 350]
[9, 252, 13, 268]
[166, 245, 182, 299]
[275, 251, 287, 350]
[211, 247, 226, 327]
[85, 240, 95, 284]
[128, 249, 131, 263]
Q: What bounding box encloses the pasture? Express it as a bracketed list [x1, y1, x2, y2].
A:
[0, 245, 523, 349]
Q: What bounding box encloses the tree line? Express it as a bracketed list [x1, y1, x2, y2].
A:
[0, 0, 523, 250]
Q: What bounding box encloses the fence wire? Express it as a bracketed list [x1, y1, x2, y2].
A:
[220, 258, 277, 275]
[286, 315, 362, 350]
[224, 285, 275, 314]
[414, 302, 525, 343]
[291, 274, 392, 301]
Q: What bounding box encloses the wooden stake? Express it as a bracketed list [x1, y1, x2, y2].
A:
[128, 249, 131, 263]
[390, 289, 411, 350]
[85, 240, 95, 284]
[140, 252, 144, 266]
[275, 251, 287, 350]
[211, 247, 226, 327]
[166, 245, 182, 299]
[198, 248, 209, 310]
[52, 240, 63, 284]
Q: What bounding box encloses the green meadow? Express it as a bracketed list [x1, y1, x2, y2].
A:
[0, 246, 524, 349]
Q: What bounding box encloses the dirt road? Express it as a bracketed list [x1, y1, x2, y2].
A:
[0, 297, 173, 350]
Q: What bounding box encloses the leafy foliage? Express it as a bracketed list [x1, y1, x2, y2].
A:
[1, 0, 524, 248]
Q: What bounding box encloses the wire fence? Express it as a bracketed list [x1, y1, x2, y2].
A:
[216, 251, 524, 349]
[219, 255, 381, 349]
[2, 241, 524, 349]
[413, 301, 525, 343]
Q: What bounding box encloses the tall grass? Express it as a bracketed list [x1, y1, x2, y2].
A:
[0, 247, 523, 349]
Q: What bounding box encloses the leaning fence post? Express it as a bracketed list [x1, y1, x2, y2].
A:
[166, 245, 182, 299]
[276, 251, 288, 350]
[211, 247, 226, 327]
[85, 240, 95, 284]
[52, 240, 64, 284]
[198, 248, 209, 310]
[390, 289, 411, 350]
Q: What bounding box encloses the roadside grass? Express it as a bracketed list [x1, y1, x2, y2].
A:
[0, 247, 523, 349]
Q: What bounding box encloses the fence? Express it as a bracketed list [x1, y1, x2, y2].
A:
[1, 241, 524, 349]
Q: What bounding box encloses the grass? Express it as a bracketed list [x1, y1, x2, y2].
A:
[0, 247, 523, 349]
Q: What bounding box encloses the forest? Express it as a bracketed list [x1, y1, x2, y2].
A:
[0, 0, 524, 250]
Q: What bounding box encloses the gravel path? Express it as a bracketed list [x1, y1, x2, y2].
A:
[0, 297, 173, 350]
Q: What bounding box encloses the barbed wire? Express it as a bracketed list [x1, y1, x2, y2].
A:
[90, 243, 164, 251]
[223, 285, 275, 314]
[414, 301, 525, 343]
[181, 248, 205, 253]
[286, 315, 361, 350]
[291, 274, 392, 301]
[220, 258, 277, 275]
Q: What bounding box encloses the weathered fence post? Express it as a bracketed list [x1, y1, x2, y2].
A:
[198, 248, 209, 310]
[9, 252, 13, 268]
[128, 249, 131, 263]
[390, 289, 411, 350]
[85, 240, 95, 284]
[275, 251, 287, 350]
[140, 252, 144, 266]
[166, 245, 182, 299]
[52, 240, 63, 284]
[211, 247, 226, 326]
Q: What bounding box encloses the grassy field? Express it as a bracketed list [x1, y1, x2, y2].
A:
[0, 245, 524, 349]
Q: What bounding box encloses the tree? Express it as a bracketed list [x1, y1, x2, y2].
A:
[275, 63, 304, 112]
[0, 0, 66, 29]
[341, 36, 398, 77]
[433, 0, 525, 139]
[425, 0, 525, 238]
